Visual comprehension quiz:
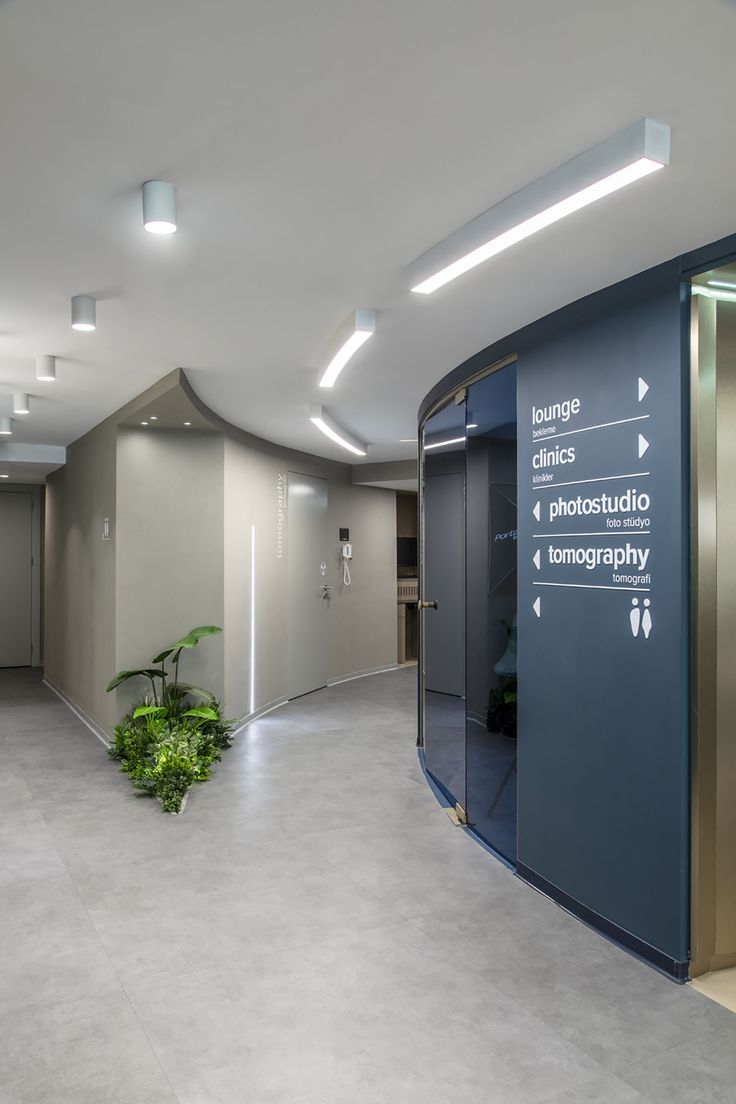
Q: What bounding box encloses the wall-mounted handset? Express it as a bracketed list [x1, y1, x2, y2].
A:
[342, 542, 352, 586]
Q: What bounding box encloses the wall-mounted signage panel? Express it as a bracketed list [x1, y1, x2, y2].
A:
[517, 275, 689, 976]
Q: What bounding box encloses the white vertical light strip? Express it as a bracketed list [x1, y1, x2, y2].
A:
[250, 523, 256, 716]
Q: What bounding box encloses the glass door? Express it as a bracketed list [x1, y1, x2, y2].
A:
[465, 362, 518, 863]
[420, 398, 467, 811]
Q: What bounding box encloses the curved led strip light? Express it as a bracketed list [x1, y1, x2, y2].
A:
[309, 405, 367, 456]
[319, 309, 376, 388]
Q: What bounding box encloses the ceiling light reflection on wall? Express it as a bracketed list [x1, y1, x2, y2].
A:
[0, 418, 13, 435]
[319, 309, 376, 388]
[71, 295, 96, 331]
[36, 356, 56, 381]
[142, 180, 177, 235]
[423, 436, 466, 450]
[409, 118, 670, 295]
[309, 405, 367, 456]
[13, 394, 30, 415]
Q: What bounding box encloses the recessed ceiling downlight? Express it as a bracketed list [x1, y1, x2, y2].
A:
[142, 180, 177, 235]
[71, 295, 96, 331]
[409, 118, 670, 295]
[309, 405, 367, 456]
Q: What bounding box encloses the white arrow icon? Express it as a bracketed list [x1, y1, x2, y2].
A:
[533, 501, 541, 522]
[533, 549, 541, 570]
[533, 596, 541, 618]
[638, 377, 649, 402]
[638, 434, 650, 459]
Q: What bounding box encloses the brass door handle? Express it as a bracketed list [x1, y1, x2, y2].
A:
[419, 600, 438, 610]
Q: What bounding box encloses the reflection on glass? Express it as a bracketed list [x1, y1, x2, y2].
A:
[465, 364, 518, 862]
[421, 401, 466, 808]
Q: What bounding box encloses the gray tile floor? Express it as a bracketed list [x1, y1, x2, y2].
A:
[1, 666, 735, 1103]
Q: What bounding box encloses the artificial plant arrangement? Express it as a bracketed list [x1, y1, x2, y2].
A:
[106, 625, 233, 814]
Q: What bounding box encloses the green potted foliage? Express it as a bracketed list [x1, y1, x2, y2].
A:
[106, 625, 233, 814]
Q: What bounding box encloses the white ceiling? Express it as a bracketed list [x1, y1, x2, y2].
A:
[1, 0, 735, 474]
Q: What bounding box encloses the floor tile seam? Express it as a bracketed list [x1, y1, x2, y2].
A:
[483, 969, 710, 1083]
[118, 917, 413, 996]
[608, 1020, 732, 1083]
[44, 819, 136, 1006]
[119, 987, 182, 1102]
[399, 909, 632, 1080]
[62, 844, 371, 900]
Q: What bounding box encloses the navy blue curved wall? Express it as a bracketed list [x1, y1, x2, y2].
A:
[419, 238, 736, 978]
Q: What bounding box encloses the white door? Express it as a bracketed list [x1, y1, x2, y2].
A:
[0, 493, 33, 667]
[287, 472, 329, 698]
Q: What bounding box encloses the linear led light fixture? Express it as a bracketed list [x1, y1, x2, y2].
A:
[423, 435, 466, 450]
[708, 279, 736, 290]
[692, 285, 736, 303]
[409, 118, 670, 295]
[309, 405, 367, 456]
[319, 309, 376, 388]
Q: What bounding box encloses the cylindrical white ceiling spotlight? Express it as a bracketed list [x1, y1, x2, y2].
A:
[12, 393, 30, 415]
[309, 405, 367, 456]
[0, 417, 13, 435]
[36, 355, 56, 382]
[71, 295, 96, 332]
[142, 180, 177, 235]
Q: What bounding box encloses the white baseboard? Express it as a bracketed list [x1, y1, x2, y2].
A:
[327, 663, 401, 686]
[43, 664, 404, 750]
[229, 695, 289, 738]
[42, 678, 111, 748]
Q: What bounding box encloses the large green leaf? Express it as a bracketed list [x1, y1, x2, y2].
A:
[177, 683, 216, 701]
[184, 706, 218, 721]
[153, 627, 223, 667]
[152, 647, 175, 664]
[188, 625, 222, 640]
[133, 705, 166, 719]
[106, 668, 167, 693]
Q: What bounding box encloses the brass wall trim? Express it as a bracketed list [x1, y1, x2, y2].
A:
[690, 290, 736, 977]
